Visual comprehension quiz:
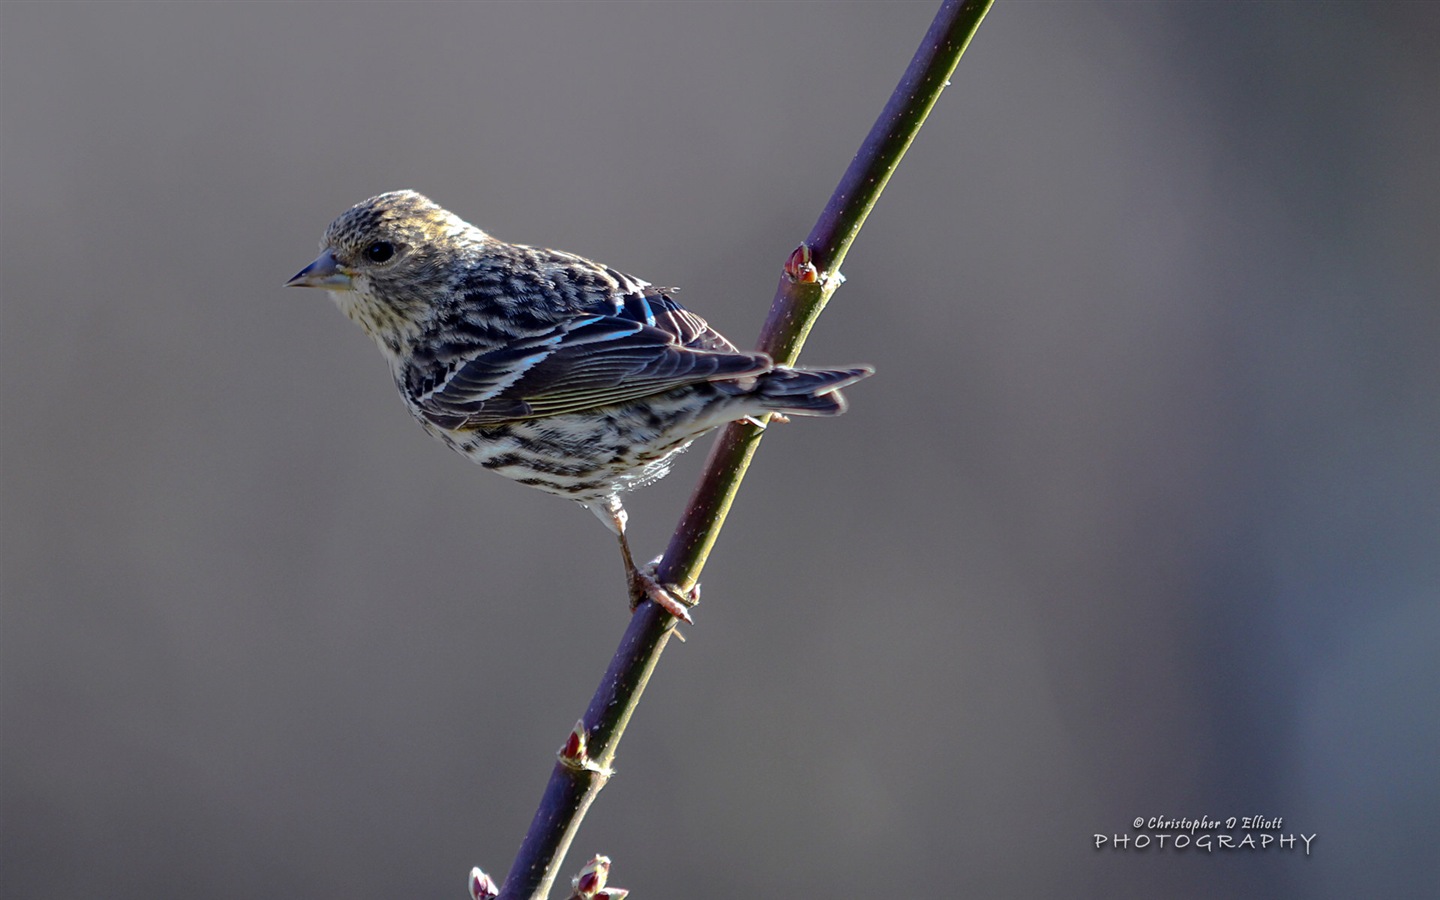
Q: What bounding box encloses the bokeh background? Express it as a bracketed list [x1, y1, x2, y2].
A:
[3, 2, 1436, 897]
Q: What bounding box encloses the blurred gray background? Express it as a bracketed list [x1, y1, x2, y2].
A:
[3, 2, 1436, 897]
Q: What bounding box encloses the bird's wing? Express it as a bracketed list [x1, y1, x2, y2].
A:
[411, 315, 770, 428]
[600, 283, 742, 354]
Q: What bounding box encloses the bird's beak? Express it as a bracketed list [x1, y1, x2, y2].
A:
[285, 248, 354, 290]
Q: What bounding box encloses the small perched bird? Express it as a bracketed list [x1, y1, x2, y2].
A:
[287, 191, 871, 622]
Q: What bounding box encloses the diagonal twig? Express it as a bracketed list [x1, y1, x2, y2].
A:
[493, 3, 993, 897]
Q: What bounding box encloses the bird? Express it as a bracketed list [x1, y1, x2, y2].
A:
[287, 190, 871, 622]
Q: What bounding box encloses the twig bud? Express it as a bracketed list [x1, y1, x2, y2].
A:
[469, 867, 499, 900]
[558, 720, 590, 769]
[784, 243, 820, 283]
[570, 854, 612, 897]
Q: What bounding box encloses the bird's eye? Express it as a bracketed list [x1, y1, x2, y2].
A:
[363, 241, 396, 264]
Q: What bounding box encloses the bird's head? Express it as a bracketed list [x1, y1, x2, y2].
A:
[287, 190, 484, 356]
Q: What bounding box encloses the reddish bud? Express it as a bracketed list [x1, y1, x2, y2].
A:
[470, 867, 499, 900]
[572, 854, 611, 896]
[559, 720, 589, 768]
[784, 243, 820, 283]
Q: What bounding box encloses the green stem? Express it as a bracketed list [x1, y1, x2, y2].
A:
[495, 3, 992, 897]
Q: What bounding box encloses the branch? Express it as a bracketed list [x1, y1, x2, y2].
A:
[493, 3, 993, 896]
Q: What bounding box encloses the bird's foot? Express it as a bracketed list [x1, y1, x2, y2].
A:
[628, 559, 700, 624]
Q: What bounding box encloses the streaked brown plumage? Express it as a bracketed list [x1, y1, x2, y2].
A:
[288, 190, 871, 621]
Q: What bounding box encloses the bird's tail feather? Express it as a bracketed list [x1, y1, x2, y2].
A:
[748, 365, 874, 417]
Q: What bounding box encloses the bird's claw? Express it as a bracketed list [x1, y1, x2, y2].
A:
[628, 560, 700, 624]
